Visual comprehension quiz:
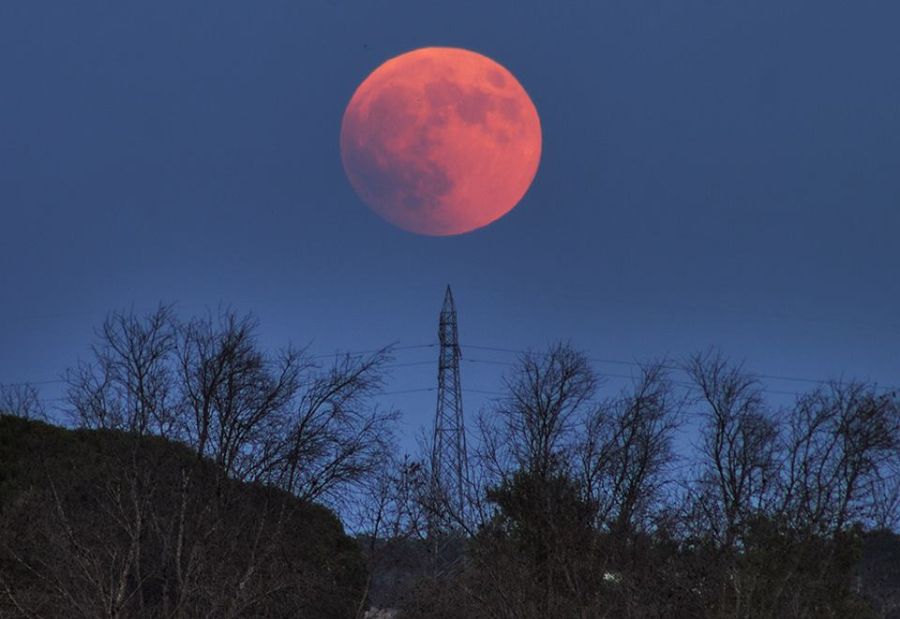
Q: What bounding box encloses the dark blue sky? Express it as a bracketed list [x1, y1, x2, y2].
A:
[2, 0, 899, 443]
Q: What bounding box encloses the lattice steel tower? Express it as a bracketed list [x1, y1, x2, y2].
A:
[431, 286, 469, 523]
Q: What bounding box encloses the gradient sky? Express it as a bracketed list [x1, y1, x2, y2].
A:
[2, 0, 899, 448]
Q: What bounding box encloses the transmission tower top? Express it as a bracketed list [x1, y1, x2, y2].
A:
[439, 286, 461, 360]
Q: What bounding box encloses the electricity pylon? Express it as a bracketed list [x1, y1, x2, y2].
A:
[430, 286, 469, 528]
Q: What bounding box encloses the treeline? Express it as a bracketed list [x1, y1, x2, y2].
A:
[382, 346, 900, 618]
[0, 415, 366, 617]
[1, 306, 394, 618]
[1, 307, 899, 618]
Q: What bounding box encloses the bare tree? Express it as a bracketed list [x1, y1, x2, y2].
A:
[0, 383, 45, 420]
[482, 343, 596, 484]
[176, 310, 301, 482]
[578, 361, 683, 537]
[66, 304, 177, 436]
[46, 305, 397, 617]
[686, 350, 780, 551]
[782, 381, 900, 535]
[66, 305, 398, 501]
[274, 349, 398, 506]
[680, 356, 899, 618]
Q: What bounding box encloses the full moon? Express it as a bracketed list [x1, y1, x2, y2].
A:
[340, 47, 542, 236]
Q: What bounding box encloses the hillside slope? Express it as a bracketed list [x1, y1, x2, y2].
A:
[0, 415, 366, 618]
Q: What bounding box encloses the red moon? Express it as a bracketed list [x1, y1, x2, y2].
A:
[340, 47, 542, 236]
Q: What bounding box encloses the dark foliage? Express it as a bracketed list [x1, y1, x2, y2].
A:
[0, 415, 366, 618]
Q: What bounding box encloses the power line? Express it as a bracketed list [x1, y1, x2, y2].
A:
[2, 343, 440, 387]
[6, 340, 897, 403]
[381, 387, 435, 396]
[1, 378, 67, 386]
[462, 343, 900, 393]
[384, 360, 436, 370]
[309, 343, 436, 359]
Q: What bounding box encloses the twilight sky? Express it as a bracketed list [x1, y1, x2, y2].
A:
[2, 0, 899, 444]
